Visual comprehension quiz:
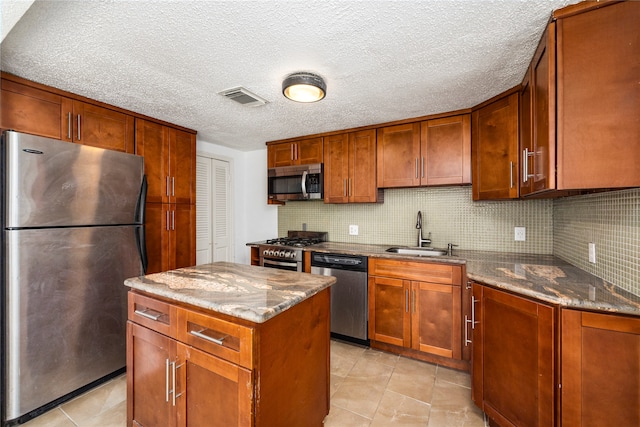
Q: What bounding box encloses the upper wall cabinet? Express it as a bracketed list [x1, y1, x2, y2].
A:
[323, 129, 380, 204]
[136, 119, 196, 205]
[1, 74, 135, 153]
[521, 1, 640, 196]
[472, 92, 520, 200]
[267, 137, 323, 168]
[554, 1, 640, 190]
[377, 114, 471, 189]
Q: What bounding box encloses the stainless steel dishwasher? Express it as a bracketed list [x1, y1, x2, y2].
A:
[311, 252, 369, 345]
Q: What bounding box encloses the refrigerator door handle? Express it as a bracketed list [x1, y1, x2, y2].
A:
[135, 175, 148, 273]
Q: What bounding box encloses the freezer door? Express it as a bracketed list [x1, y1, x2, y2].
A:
[4, 131, 144, 228]
[4, 226, 142, 421]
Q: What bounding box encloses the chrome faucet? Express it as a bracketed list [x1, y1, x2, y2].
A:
[416, 211, 431, 247]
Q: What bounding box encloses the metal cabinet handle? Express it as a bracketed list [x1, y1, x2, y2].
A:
[421, 157, 425, 178]
[134, 308, 162, 321]
[171, 210, 175, 231]
[415, 158, 419, 179]
[165, 211, 170, 231]
[471, 295, 478, 329]
[67, 112, 72, 139]
[166, 177, 170, 197]
[405, 289, 409, 313]
[189, 329, 226, 346]
[170, 361, 183, 406]
[348, 178, 352, 197]
[522, 148, 534, 182]
[171, 177, 175, 197]
[464, 315, 472, 346]
[165, 359, 170, 402]
[76, 114, 81, 141]
[509, 161, 514, 188]
[343, 179, 347, 197]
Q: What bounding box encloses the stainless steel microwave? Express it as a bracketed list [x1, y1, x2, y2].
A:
[268, 163, 323, 201]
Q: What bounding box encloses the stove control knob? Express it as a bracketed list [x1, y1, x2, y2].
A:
[277, 250, 284, 257]
[263, 249, 269, 256]
[267, 250, 275, 256]
[289, 252, 296, 259]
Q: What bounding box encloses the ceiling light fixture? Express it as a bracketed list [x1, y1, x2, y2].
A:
[282, 72, 326, 103]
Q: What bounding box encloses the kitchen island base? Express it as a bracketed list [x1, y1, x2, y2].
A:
[127, 288, 330, 427]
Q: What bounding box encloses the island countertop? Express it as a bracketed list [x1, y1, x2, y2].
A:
[124, 262, 336, 323]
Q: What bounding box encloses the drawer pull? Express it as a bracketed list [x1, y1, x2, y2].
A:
[190, 328, 227, 346]
[135, 308, 163, 321]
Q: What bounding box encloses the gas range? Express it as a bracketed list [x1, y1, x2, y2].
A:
[259, 231, 327, 271]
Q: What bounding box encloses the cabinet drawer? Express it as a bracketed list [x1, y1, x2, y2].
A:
[369, 258, 462, 285]
[128, 292, 177, 337]
[177, 308, 254, 369]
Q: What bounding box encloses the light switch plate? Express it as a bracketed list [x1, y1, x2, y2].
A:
[514, 227, 526, 241]
[349, 225, 359, 235]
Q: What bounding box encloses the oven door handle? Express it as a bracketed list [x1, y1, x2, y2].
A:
[262, 258, 299, 269]
[301, 170, 308, 199]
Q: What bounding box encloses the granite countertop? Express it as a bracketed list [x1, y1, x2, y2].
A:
[124, 262, 336, 323]
[248, 241, 640, 316]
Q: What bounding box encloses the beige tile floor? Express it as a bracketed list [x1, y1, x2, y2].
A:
[22, 340, 486, 426]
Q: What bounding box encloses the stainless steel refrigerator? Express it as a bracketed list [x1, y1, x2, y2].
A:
[1, 130, 146, 425]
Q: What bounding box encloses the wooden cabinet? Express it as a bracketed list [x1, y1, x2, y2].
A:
[323, 129, 380, 203]
[520, 1, 640, 196]
[377, 115, 470, 189]
[471, 283, 555, 427]
[561, 309, 640, 427]
[127, 288, 330, 427]
[145, 203, 195, 274]
[520, 23, 556, 196]
[420, 115, 471, 186]
[127, 292, 252, 427]
[471, 92, 519, 200]
[554, 1, 640, 190]
[267, 137, 323, 168]
[1, 75, 135, 153]
[136, 119, 195, 205]
[368, 258, 464, 368]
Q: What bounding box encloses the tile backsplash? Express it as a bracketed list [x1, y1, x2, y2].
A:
[278, 186, 639, 296]
[553, 188, 639, 296]
[278, 186, 553, 253]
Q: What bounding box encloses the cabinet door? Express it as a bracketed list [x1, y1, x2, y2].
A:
[169, 203, 195, 270]
[368, 276, 410, 347]
[323, 133, 350, 203]
[296, 137, 323, 165]
[1, 78, 70, 140]
[127, 322, 176, 427]
[556, 1, 640, 189]
[529, 23, 556, 195]
[145, 203, 169, 274]
[561, 309, 640, 427]
[176, 343, 252, 427]
[267, 142, 295, 168]
[349, 129, 378, 203]
[471, 93, 519, 200]
[420, 115, 471, 186]
[473, 284, 555, 427]
[376, 123, 421, 188]
[72, 101, 135, 153]
[169, 128, 196, 205]
[520, 72, 534, 197]
[411, 282, 461, 359]
[137, 119, 170, 204]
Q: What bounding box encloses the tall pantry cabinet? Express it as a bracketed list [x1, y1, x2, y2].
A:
[136, 119, 196, 274]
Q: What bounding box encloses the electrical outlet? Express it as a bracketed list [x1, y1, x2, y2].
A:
[588, 242, 596, 263]
[514, 227, 526, 241]
[349, 225, 359, 235]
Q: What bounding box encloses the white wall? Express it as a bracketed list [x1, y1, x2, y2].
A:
[196, 139, 278, 264]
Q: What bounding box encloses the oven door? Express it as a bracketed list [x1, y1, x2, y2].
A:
[261, 257, 302, 272]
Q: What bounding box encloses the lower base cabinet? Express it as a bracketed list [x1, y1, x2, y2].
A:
[127, 289, 330, 426]
[561, 309, 640, 427]
[368, 258, 465, 369]
[471, 283, 555, 427]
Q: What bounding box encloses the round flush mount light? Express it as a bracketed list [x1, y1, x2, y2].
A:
[282, 72, 326, 103]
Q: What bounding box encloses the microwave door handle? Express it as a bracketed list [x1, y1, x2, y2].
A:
[301, 170, 308, 199]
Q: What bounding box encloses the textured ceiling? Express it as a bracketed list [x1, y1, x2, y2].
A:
[1, 0, 577, 151]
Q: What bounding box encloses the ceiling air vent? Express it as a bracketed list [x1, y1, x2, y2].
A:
[218, 86, 268, 107]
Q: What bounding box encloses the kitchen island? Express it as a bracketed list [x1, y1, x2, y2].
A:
[124, 262, 336, 427]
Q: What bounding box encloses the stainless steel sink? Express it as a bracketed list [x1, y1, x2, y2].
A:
[385, 247, 447, 256]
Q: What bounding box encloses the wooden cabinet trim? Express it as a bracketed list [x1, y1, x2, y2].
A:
[369, 258, 461, 285]
[128, 291, 177, 338]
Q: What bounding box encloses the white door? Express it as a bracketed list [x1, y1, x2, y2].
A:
[196, 155, 232, 263]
